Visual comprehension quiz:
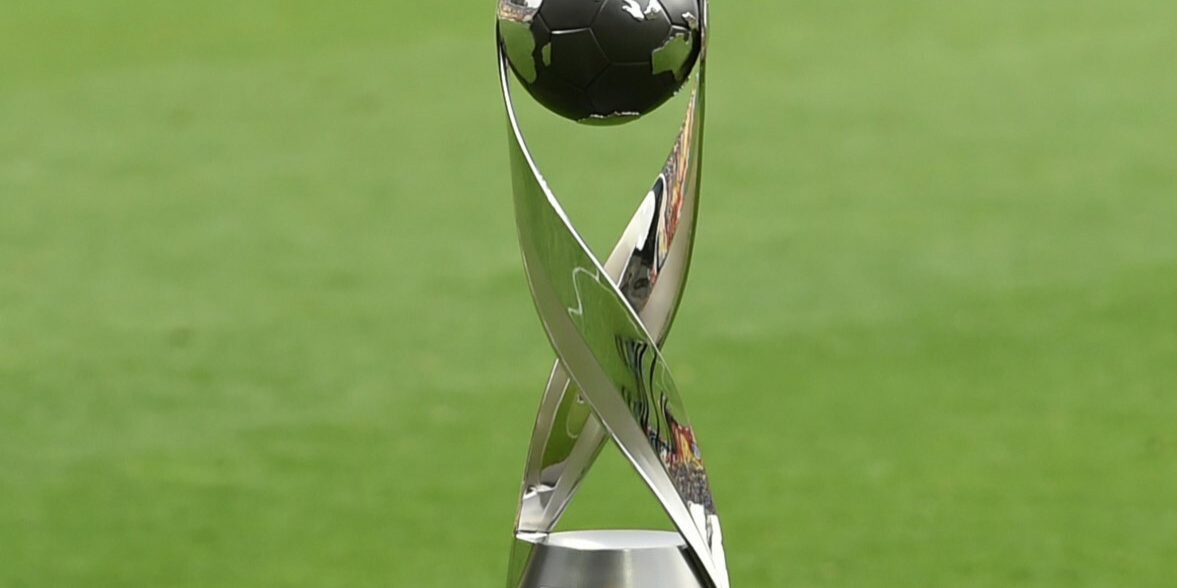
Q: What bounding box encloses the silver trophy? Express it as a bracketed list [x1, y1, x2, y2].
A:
[497, 0, 726, 586]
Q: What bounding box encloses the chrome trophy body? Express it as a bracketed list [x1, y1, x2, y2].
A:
[497, 0, 726, 586]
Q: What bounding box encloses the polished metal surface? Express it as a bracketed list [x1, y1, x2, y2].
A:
[498, 1, 726, 587]
[512, 531, 705, 588]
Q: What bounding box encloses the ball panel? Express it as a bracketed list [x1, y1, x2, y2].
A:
[547, 29, 610, 88]
[588, 63, 678, 117]
[533, 13, 553, 43]
[537, 0, 607, 31]
[657, 0, 701, 28]
[592, 0, 672, 64]
[524, 73, 596, 122]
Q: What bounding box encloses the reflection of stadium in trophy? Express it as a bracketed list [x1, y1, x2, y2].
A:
[659, 103, 696, 262]
[669, 460, 716, 515]
[614, 335, 717, 517]
[497, 0, 538, 23]
[616, 102, 697, 309]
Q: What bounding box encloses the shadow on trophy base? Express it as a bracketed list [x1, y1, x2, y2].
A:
[509, 530, 706, 588]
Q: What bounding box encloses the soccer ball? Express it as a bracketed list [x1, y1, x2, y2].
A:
[498, 0, 702, 125]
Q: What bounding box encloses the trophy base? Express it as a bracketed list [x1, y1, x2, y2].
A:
[511, 529, 706, 588]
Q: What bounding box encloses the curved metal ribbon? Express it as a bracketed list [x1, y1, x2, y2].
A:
[499, 3, 726, 586]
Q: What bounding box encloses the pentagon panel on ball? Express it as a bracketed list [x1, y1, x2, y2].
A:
[498, 0, 702, 124]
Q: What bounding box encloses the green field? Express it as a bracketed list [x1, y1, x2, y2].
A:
[2, 1, 1175, 586]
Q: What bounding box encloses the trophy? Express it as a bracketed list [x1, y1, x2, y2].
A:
[497, 0, 727, 586]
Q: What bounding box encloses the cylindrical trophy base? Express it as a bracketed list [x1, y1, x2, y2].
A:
[511, 529, 706, 588]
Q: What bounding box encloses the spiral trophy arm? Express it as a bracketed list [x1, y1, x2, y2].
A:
[498, 1, 725, 586]
[513, 65, 705, 537]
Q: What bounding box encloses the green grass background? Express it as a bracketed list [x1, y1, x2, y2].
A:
[2, 1, 1175, 586]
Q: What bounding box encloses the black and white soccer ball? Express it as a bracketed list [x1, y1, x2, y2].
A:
[498, 0, 702, 124]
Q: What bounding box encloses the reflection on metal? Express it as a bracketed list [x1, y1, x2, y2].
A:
[497, 0, 540, 84]
[652, 27, 694, 81]
[498, 0, 726, 587]
[580, 111, 643, 126]
[621, 0, 665, 21]
[500, 19, 540, 83]
[497, 0, 540, 23]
